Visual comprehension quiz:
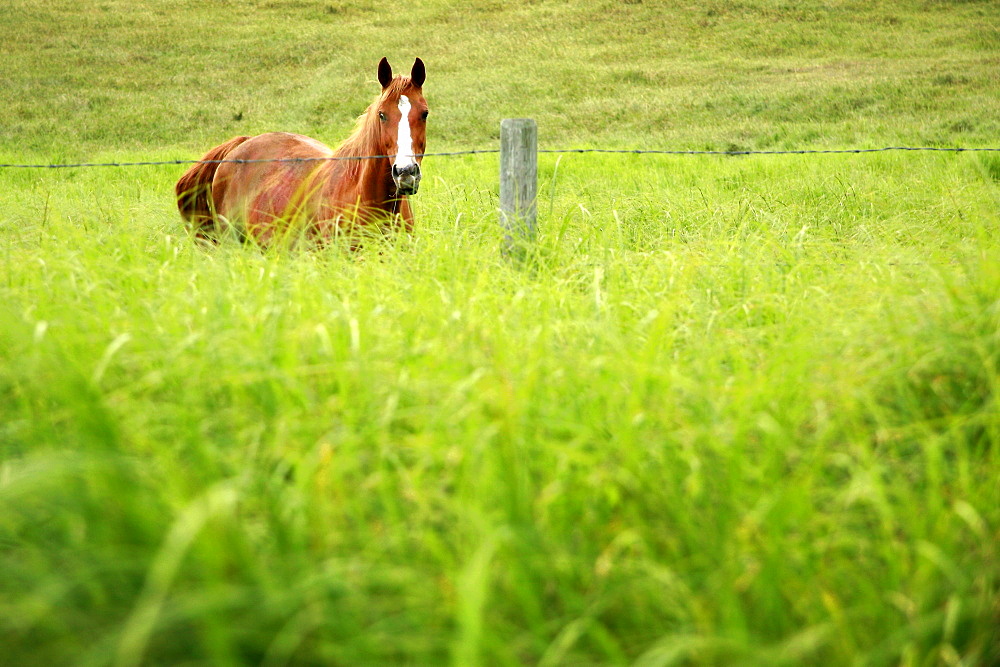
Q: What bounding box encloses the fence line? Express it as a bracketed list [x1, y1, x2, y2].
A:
[0, 149, 500, 170]
[540, 146, 1000, 156]
[1, 145, 998, 170]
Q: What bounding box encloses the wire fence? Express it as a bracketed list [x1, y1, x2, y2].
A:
[1, 146, 998, 170]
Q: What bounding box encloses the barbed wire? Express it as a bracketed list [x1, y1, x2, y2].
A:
[0, 146, 998, 170]
[0, 149, 500, 170]
[540, 146, 1000, 156]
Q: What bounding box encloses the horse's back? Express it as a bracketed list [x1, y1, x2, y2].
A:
[228, 132, 334, 162]
[213, 133, 337, 243]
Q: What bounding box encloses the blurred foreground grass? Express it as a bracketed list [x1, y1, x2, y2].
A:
[2, 0, 999, 663]
[2, 150, 999, 664]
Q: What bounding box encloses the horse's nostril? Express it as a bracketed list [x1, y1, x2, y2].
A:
[393, 164, 420, 180]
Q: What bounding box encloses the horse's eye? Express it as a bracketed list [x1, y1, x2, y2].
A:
[421, 111, 429, 121]
[378, 112, 387, 122]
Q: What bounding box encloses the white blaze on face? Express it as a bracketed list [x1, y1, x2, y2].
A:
[393, 95, 417, 171]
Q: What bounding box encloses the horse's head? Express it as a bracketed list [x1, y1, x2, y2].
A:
[375, 57, 428, 196]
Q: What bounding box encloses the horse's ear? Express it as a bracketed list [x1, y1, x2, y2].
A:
[411, 58, 425, 88]
[378, 57, 393, 89]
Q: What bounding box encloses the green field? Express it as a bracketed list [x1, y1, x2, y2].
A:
[2, 1, 999, 665]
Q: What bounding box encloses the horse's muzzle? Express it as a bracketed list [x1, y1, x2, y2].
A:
[392, 163, 421, 195]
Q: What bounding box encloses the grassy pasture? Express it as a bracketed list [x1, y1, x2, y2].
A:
[2, 1, 1000, 665]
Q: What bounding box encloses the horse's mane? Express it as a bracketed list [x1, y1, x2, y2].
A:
[334, 76, 417, 182]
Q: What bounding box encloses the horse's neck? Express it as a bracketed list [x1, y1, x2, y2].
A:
[360, 161, 397, 208]
[328, 147, 396, 210]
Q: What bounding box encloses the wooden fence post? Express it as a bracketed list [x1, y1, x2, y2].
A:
[500, 118, 537, 257]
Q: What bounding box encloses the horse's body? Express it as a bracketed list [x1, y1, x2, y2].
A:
[175, 58, 428, 246]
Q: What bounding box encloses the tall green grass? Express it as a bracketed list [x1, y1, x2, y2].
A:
[3, 151, 998, 665]
[2, 0, 1000, 664]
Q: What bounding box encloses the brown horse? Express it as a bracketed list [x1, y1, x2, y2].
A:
[175, 57, 428, 246]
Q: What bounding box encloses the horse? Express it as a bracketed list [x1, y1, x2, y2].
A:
[175, 57, 428, 247]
